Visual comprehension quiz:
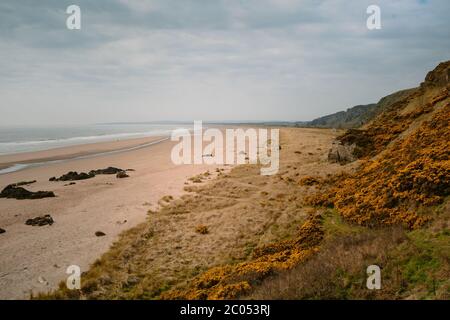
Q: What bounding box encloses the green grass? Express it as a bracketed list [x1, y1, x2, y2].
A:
[322, 209, 366, 237]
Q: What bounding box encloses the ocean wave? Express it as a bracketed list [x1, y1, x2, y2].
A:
[0, 128, 187, 155]
[0, 137, 170, 175]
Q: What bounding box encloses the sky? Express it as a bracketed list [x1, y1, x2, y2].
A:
[0, 0, 449, 125]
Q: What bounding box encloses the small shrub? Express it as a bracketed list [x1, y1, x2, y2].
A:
[195, 225, 209, 235]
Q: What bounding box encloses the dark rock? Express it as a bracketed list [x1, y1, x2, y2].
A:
[95, 231, 106, 237]
[25, 215, 54, 226]
[64, 182, 76, 186]
[0, 228, 5, 234]
[0, 185, 55, 200]
[11, 180, 37, 187]
[116, 171, 129, 179]
[90, 167, 124, 175]
[51, 171, 94, 182]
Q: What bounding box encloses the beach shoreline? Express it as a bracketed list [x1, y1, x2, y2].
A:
[0, 136, 171, 173]
[0, 134, 224, 299]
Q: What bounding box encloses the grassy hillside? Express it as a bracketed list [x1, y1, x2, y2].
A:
[304, 88, 418, 129]
[257, 60, 449, 299]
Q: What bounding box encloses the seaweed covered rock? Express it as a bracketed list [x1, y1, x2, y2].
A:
[0, 185, 55, 200]
[25, 215, 54, 226]
[50, 171, 94, 181]
[89, 167, 124, 175]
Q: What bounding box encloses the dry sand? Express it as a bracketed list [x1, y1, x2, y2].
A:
[0, 136, 221, 299]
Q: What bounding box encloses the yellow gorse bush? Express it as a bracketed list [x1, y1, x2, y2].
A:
[161, 215, 323, 299]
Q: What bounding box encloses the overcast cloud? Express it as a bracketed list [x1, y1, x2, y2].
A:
[0, 0, 448, 125]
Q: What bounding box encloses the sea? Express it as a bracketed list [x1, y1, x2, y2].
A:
[0, 123, 192, 156]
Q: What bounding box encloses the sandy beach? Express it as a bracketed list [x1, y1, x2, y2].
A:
[0, 135, 222, 299]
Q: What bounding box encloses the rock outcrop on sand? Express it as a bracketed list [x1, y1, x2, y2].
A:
[25, 215, 54, 226]
[49, 171, 94, 182]
[0, 184, 55, 200]
[89, 167, 124, 175]
[0, 228, 5, 234]
[50, 167, 130, 182]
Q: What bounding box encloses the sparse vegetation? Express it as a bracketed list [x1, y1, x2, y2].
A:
[195, 225, 209, 235]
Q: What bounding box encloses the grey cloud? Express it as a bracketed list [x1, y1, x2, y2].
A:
[0, 0, 448, 125]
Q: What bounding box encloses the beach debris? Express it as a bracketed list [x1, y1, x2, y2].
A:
[116, 220, 127, 225]
[0, 184, 55, 200]
[125, 168, 135, 172]
[38, 276, 49, 286]
[90, 167, 124, 175]
[25, 215, 54, 226]
[95, 231, 106, 237]
[0, 228, 5, 234]
[50, 171, 94, 182]
[116, 171, 129, 179]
